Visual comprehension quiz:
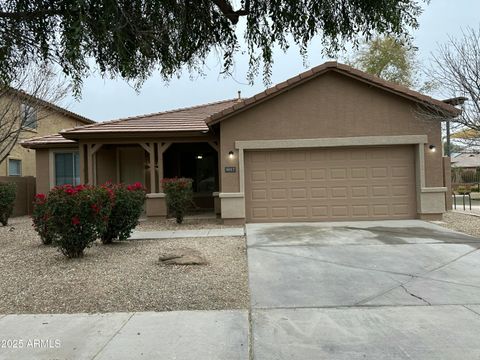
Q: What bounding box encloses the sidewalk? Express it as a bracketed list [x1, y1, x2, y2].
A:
[129, 227, 245, 240]
[0, 311, 249, 360]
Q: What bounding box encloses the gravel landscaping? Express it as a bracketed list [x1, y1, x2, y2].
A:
[433, 211, 480, 238]
[136, 216, 240, 231]
[0, 216, 249, 314]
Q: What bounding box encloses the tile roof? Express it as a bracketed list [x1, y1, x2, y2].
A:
[206, 61, 461, 125]
[61, 99, 238, 138]
[452, 153, 480, 168]
[21, 133, 77, 148]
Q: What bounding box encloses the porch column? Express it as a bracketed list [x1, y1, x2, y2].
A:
[157, 142, 171, 192]
[79, 143, 86, 184]
[86, 143, 103, 185]
[139, 142, 156, 193]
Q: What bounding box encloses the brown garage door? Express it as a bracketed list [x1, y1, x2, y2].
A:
[244, 146, 416, 222]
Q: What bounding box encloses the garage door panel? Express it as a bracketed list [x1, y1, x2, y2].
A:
[310, 168, 327, 180]
[245, 146, 416, 222]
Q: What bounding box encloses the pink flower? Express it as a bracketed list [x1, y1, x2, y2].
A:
[91, 204, 100, 214]
[65, 188, 76, 195]
[35, 193, 46, 203]
[71, 216, 80, 225]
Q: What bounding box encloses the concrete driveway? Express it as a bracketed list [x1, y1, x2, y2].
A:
[246, 220, 480, 359]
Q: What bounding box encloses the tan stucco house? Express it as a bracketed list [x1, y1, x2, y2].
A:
[22, 62, 460, 223]
[1, 89, 94, 177]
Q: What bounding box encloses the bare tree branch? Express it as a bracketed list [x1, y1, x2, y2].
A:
[0, 64, 69, 165]
[425, 26, 480, 149]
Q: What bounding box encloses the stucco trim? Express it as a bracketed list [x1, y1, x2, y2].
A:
[219, 192, 245, 198]
[146, 193, 166, 198]
[235, 135, 428, 195]
[224, 135, 439, 221]
[235, 135, 428, 150]
[421, 187, 447, 193]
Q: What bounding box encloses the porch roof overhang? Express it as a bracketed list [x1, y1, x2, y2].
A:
[20, 134, 79, 149]
[60, 129, 214, 140]
[21, 130, 218, 149]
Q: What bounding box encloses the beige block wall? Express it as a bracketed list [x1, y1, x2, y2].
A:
[0, 97, 88, 177]
[219, 71, 444, 194]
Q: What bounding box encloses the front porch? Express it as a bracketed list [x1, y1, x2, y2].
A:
[80, 139, 221, 218]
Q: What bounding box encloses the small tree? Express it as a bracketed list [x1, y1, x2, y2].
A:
[162, 178, 194, 224]
[348, 36, 435, 92]
[47, 184, 113, 258]
[0, 182, 16, 226]
[101, 182, 146, 244]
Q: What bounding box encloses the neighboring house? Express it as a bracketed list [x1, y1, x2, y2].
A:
[22, 62, 460, 223]
[451, 153, 480, 169]
[0, 89, 94, 177]
[451, 153, 480, 184]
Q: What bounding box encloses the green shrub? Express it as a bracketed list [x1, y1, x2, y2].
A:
[101, 182, 146, 244]
[32, 193, 55, 244]
[47, 184, 113, 258]
[161, 178, 193, 224]
[0, 182, 16, 226]
[456, 185, 471, 195]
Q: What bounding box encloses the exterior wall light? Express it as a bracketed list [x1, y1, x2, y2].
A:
[429, 145, 436, 152]
[228, 151, 235, 158]
[196, 155, 203, 159]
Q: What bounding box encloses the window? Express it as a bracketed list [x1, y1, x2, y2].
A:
[55, 152, 80, 186]
[21, 103, 37, 130]
[8, 159, 21, 176]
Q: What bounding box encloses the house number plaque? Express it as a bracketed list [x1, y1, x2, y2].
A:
[224, 166, 237, 173]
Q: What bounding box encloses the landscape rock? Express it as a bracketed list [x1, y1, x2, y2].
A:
[158, 248, 207, 265]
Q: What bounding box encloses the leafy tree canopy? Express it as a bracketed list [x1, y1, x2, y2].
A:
[348, 35, 434, 92]
[0, 0, 425, 92]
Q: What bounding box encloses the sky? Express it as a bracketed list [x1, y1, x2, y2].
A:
[66, 0, 480, 122]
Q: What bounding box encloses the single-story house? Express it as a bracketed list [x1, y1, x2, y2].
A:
[21, 62, 460, 224]
[452, 153, 480, 169]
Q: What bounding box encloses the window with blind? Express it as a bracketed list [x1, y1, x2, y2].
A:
[54, 152, 80, 186]
[8, 159, 21, 176]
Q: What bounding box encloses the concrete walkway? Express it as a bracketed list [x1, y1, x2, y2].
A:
[0, 311, 249, 360]
[129, 227, 245, 240]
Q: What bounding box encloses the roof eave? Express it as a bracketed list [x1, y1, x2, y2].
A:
[60, 129, 213, 140]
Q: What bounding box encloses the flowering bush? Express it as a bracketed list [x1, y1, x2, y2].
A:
[0, 182, 16, 226]
[161, 178, 193, 224]
[32, 193, 55, 244]
[101, 182, 146, 244]
[46, 184, 113, 258]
